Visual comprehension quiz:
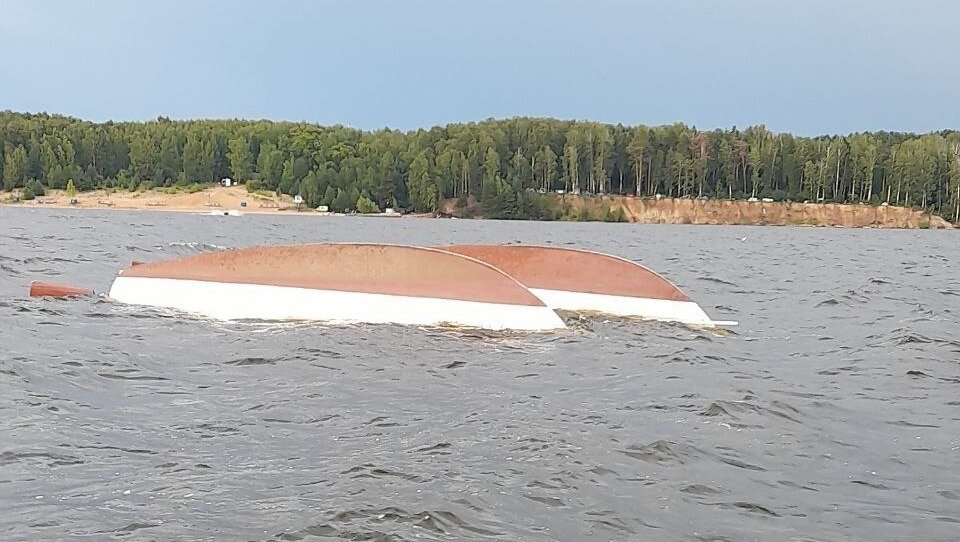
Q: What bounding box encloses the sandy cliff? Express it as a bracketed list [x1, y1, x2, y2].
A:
[444, 194, 953, 229]
[604, 196, 952, 228]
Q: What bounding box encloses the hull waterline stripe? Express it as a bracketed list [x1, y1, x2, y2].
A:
[109, 277, 567, 331]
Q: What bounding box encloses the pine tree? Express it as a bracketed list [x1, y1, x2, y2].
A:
[227, 137, 252, 182]
[3, 143, 27, 190]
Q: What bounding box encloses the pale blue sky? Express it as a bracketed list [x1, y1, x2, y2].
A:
[2, 0, 958, 135]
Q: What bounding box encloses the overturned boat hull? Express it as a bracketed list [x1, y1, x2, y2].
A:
[32, 243, 732, 331]
[108, 244, 565, 331]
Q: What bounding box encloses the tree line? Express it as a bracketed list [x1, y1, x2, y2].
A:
[2, 111, 959, 222]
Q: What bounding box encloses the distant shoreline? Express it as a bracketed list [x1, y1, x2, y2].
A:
[1, 186, 953, 229]
[441, 194, 955, 229]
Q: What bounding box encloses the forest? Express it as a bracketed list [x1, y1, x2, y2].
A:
[2, 111, 959, 222]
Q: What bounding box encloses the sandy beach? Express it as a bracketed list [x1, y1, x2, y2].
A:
[1, 185, 304, 215]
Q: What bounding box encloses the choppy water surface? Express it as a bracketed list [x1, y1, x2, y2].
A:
[1, 208, 958, 541]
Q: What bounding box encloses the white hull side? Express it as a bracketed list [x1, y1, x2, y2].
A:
[108, 277, 566, 331]
[529, 288, 716, 326]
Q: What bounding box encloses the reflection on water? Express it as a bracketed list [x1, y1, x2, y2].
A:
[1, 208, 959, 541]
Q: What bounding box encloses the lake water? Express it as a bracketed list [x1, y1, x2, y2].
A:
[2, 208, 958, 541]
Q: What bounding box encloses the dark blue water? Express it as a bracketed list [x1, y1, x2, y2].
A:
[2, 208, 958, 541]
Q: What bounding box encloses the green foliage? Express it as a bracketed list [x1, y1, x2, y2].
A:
[256, 143, 283, 190]
[227, 137, 252, 182]
[155, 183, 207, 194]
[118, 171, 137, 191]
[355, 195, 379, 213]
[3, 143, 27, 190]
[603, 206, 627, 222]
[277, 159, 297, 196]
[299, 169, 324, 208]
[330, 187, 358, 212]
[1, 111, 958, 223]
[23, 179, 45, 199]
[65, 179, 76, 196]
[246, 179, 264, 192]
[321, 185, 336, 206]
[407, 152, 438, 211]
[182, 133, 213, 183]
[555, 202, 575, 221]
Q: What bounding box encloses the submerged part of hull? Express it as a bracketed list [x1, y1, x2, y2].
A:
[441, 245, 728, 326]
[529, 288, 712, 325]
[108, 243, 565, 331]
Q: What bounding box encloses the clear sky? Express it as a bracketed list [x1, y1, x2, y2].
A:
[2, 0, 958, 135]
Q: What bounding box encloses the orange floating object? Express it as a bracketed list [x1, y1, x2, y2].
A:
[29, 281, 94, 298]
